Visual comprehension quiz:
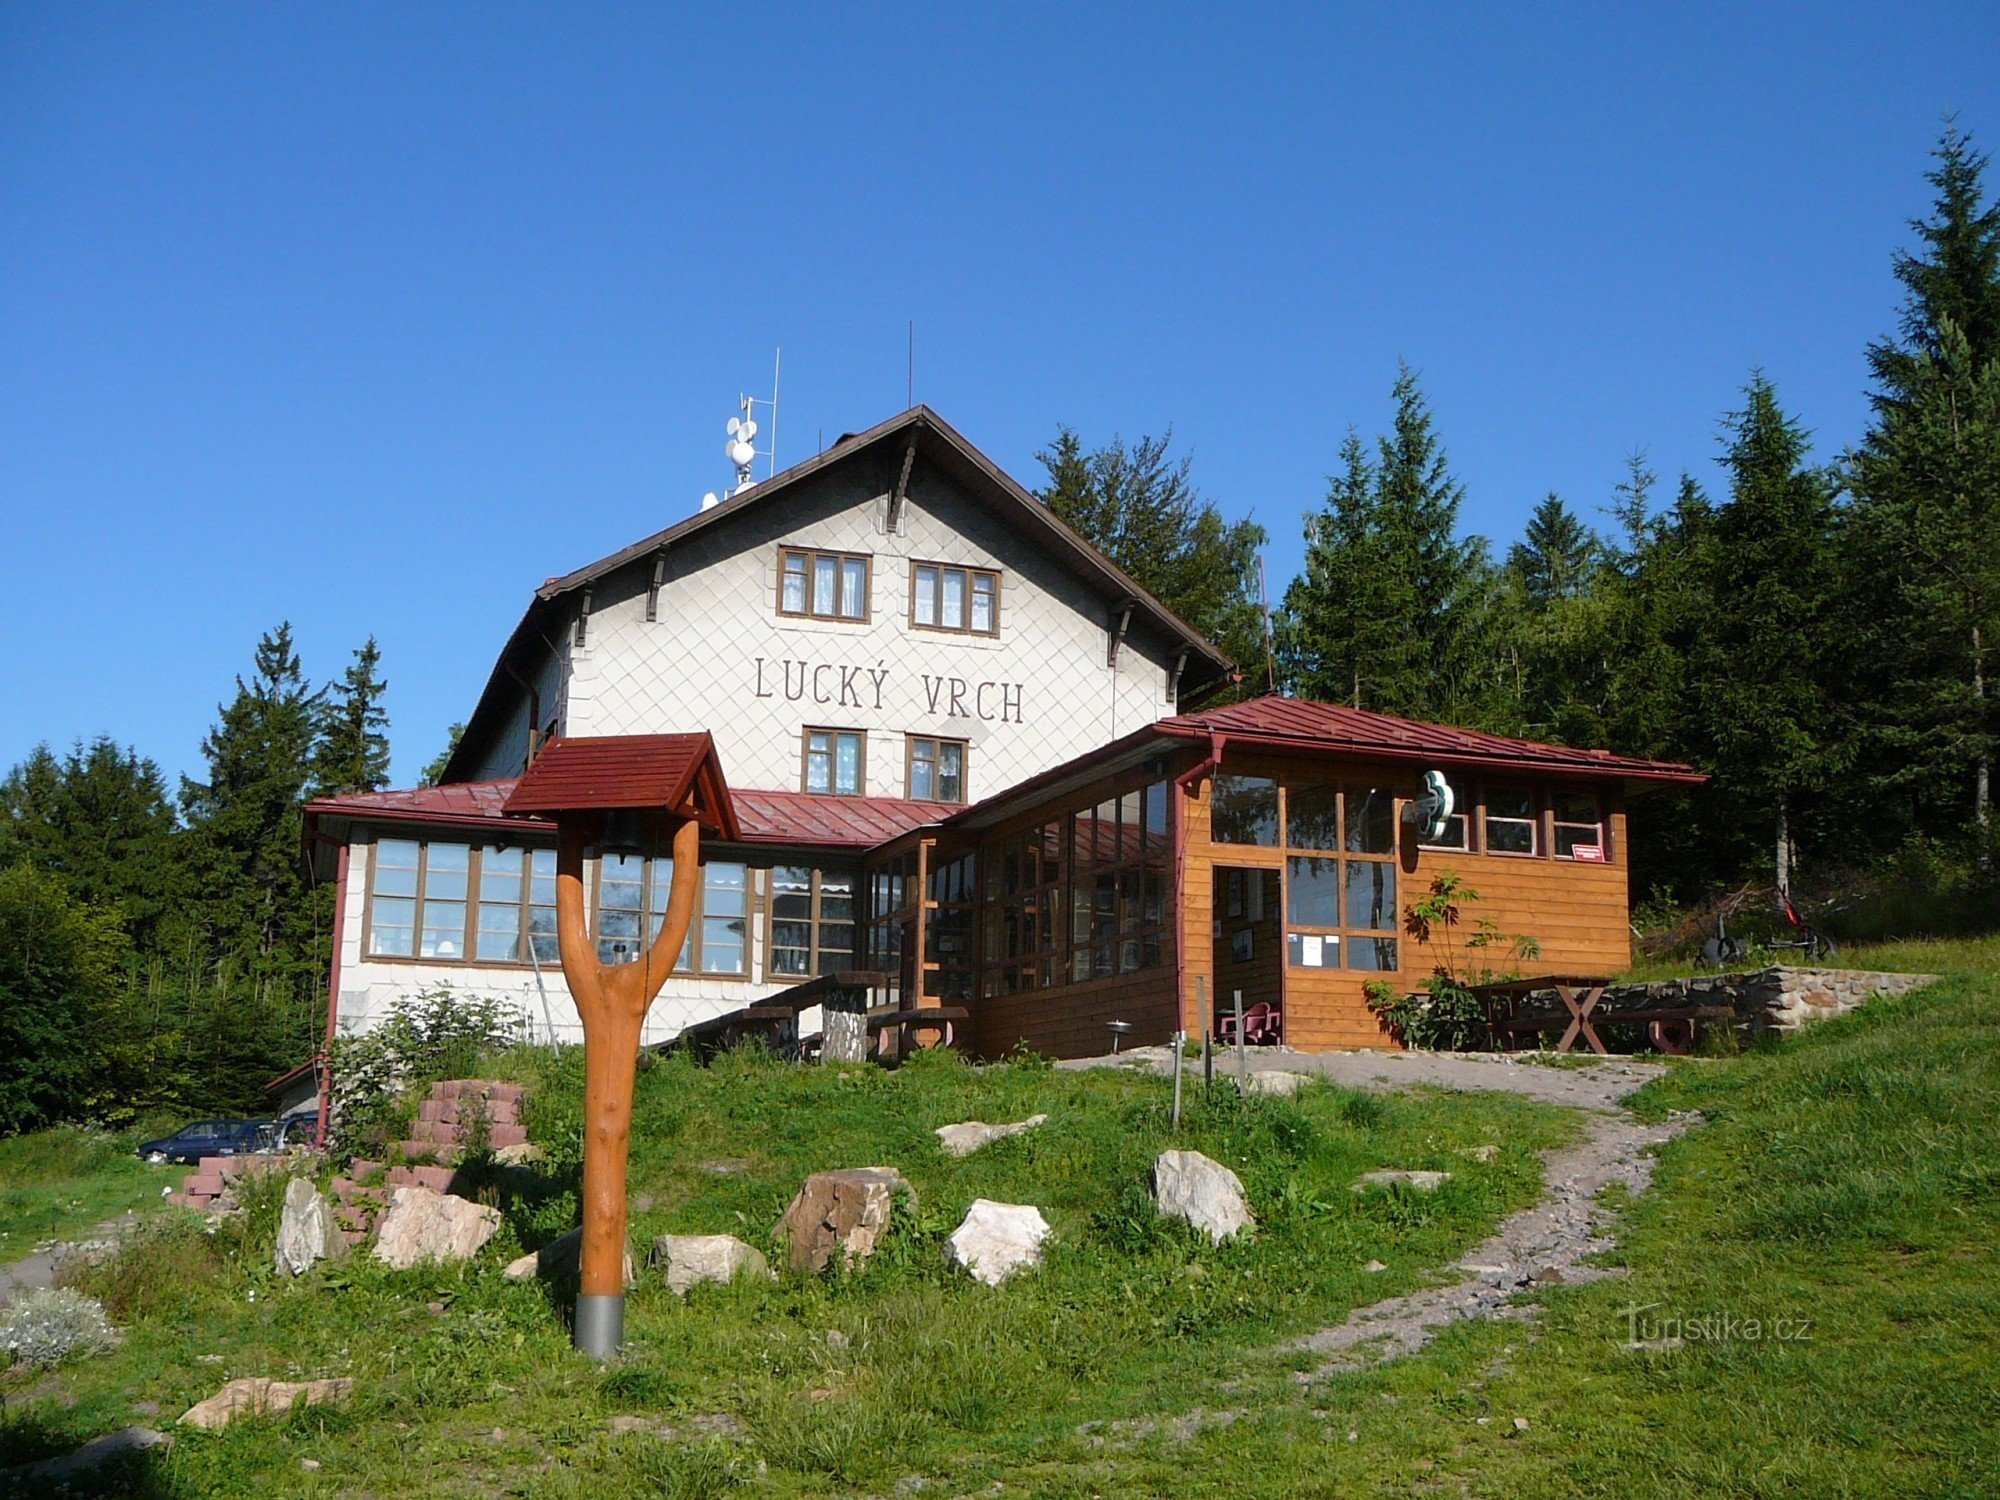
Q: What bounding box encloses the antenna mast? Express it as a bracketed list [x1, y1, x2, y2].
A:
[1258, 555, 1277, 694]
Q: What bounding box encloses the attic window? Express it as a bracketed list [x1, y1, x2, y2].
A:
[911, 562, 1000, 635]
[779, 548, 870, 622]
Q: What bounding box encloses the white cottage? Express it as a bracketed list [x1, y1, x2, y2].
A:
[303, 406, 1232, 1060]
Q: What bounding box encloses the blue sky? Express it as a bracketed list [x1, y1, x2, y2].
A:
[5, 4, 1997, 786]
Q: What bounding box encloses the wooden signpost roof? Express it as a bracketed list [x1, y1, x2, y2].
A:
[500, 732, 740, 838]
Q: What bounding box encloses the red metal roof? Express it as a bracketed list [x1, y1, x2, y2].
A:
[730, 789, 951, 847]
[502, 733, 738, 837]
[306, 780, 946, 850]
[1157, 696, 1704, 783]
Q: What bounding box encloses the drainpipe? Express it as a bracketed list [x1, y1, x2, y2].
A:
[313, 842, 349, 1152]
[1170, 729, 1225, 1037]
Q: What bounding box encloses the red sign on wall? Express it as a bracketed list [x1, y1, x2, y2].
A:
[1570, 844, 1606, 863]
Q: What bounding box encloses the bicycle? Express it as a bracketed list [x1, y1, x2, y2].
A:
[1702, 886, 1839, 968]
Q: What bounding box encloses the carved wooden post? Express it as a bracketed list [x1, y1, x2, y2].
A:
[552, 814, 700, 1358]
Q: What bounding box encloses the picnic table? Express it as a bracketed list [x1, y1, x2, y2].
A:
[1469, 975, 1735, 1055]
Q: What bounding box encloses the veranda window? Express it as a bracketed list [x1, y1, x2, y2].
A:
[1280, 781, 1400, 972]
[1211, 774, 1279, 846]
[1485, 787, 1538, 855]
[1417, 771, 1473, 851]
[768, 866, 858, 978]
[1552, 791, 1606, 859]
[369, 838, 554, 965]
[592, 854, 748, 976]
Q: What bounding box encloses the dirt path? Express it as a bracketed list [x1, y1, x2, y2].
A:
[1065, 1046, 1693, 1375]
[0, 1212, 147, 1305]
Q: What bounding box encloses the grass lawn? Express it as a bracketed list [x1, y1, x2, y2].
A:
[4, 945, 1995, 1497]
[0, 1050, 1572, 1496]
[0, 1128, 177, 1267]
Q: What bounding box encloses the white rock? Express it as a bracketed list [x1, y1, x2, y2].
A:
[650, 1234, 772, 1295]
[179, 1377, 353, 1430]
[1352, 1170, 1452, 1193]
[371, 1186, 500, 1269]
[934, 1114, 1049, 1157]
[944, 1200, 1050, 1285]
[1241, 1071, 1313, 1096]
[502, 1225, 634, 1286]
[1151, 1150, 1254, 1244]
[494, 1142, 545, 1166]
[274, 1178, 345, 1277]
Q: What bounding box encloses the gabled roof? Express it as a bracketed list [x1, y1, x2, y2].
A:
[442, 406, 1233, 783]
[502, 733, 739, 838]
[1157, 696, 1705, 783]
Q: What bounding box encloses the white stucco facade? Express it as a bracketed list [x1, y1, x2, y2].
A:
[313, 409, 1230, 1052]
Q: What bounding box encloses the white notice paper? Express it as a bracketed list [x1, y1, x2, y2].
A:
[1302, 935, 1323, 967]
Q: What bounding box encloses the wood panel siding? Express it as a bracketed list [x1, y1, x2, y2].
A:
[1179, 752, 1633, 1051]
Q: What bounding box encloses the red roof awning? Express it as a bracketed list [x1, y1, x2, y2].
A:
[501, 733, 739, 838]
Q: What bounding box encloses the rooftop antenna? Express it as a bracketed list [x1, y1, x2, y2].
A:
[907, 320, 914, 409]
[701, 355, 780, 510]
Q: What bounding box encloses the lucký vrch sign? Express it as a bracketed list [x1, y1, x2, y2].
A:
[752, 655, 1027, 724]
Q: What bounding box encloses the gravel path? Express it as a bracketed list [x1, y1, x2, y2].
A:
[0, 1212, 147, 1304]
[1065, 1045, 1695, 1376]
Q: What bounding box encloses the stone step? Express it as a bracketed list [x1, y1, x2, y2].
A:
[387, 1164, 458, 1193]
[488, 1124, 529, 1149]
[184, 1173, 224, 1196]
[339, 1228, 368, 1247]
[349, 1159, 384, 1181]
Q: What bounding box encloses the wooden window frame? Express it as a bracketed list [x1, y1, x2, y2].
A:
[908, 559, 1002, 637]
[363, 837, 559, 970]
[1274, 780, 1401, 974]
[766, 865, 860, 981]
[1550, 789, 1609, 862]
[776, 546, 873, 624]
[905, 734, 969, 804]
[588, 851, 751, 980]
[1482, 785, 1541, 858]
[802, 727, 868, 797]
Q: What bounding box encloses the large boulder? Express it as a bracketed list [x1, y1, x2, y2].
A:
[1151, 1150, 1254, 1244]
[371, 1186, 500, 1269]
[0, 1426, 168, 1486]
[944, 1200, 1050, 1285]
[502, 1225, 635, 1286]
[274, 1178, 346, 1277]
[934, 1114, 1048, 1158]
[778, 1167, 914, 1273]
[651, 1234, 773, 1295]
[179, 1377, 353, 1431]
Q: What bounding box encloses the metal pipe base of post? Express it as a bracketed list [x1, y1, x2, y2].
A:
[574, 1293, 625, 1359]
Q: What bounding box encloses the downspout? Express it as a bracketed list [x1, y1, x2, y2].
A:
[313, 842, 349, 1152]
[1170, 729, 1225, 1037]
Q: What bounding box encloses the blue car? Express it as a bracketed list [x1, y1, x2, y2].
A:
[135, 1118, 280, 1165]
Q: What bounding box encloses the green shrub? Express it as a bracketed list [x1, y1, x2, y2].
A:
[0, 1286, 121, 1367]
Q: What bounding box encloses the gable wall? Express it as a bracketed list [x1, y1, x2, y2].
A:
[553, 461, 1182, 800]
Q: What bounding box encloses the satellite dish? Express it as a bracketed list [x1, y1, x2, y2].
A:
[726, 417, 741, 438]
[1409, 769, 1455, 842]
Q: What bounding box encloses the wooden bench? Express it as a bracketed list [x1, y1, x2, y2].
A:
[662, 970, 893, 1061]
[865, 1005, 970, 1062]
[1474, 975, 1736, 1055]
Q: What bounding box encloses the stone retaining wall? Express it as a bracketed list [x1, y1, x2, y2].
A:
[1604, 966, 1938, 1036]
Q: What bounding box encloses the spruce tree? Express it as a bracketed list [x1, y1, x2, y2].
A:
[1279, 366, 1497, 721]
[1506, 494, 1601, 604]
[1036, 427, 1269, 689]
[1850, 124, 2000, 863]
[421, 723, 466, 787]
[1697, 376, 1847, 891]
[180, 623, 325, 974]
[315, 636, 392, 796]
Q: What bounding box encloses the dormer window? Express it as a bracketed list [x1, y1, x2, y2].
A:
[911, 562, 1000, 635]
[778, 547, 870, 622]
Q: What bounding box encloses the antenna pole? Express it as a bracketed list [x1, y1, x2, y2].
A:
[770, 348, 781, 477]
[907, 320, 914, 408]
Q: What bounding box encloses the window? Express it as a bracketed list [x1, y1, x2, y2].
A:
[1552, 791, 1606, 860]
[803, 728, 866, 796]
[906, 736, 967, 803]
[911, 561, 1000, 635]
[1277, 781, 1400, 972]
[1211, 774, 1279, 846]
[591, 855, 748, 976]
[778, 547, 869, 622]
[768, 866, 857, 978]
[981, 779, 1170, 998]
[1419, 772, 1473, 851]
[1486, 787, 1538, 855]
[928, 850, 978, 1001]
[368, 839, 554, 965]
